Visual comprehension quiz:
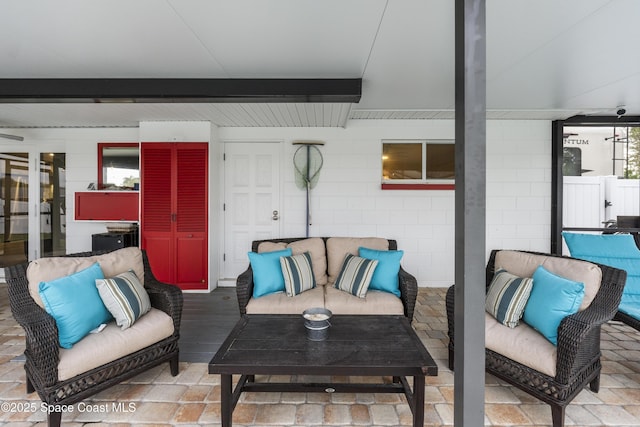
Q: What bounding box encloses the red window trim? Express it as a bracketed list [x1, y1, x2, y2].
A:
[381, 183, 455, 190]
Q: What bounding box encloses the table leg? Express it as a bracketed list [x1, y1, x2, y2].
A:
[412, 376, 425, 427]
[221, 374, 233, 427]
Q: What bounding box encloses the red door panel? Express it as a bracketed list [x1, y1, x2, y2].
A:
[176, 234, 207, 289]
[141, 146, 172, 233]
[142, 234, 173, 283]
[176, 146, 208, 233]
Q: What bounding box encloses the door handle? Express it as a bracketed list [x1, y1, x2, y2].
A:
[272, 210, 279, 221]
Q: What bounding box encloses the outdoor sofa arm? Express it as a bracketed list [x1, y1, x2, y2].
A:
[236, 265, 254, 315]
[554, 263, 626, 384]
[142, 251, 183, 333]
[399, 266, 418, 322]
[4, 263, 60, 387]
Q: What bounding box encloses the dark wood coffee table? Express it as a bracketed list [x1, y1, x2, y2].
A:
[208, 314, 438, 427]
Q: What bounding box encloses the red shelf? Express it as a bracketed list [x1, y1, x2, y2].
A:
[75, 192, 139, 221]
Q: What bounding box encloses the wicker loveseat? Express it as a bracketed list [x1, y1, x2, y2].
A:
[446, 249, 626, 427]
[5, 247, 183, 427]
[236, 237, 418, 321]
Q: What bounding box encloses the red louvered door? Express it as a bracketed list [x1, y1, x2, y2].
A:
[141, 143, 208, 290]
[175, 146, 208, 288]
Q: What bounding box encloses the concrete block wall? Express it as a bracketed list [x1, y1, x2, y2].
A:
[486, 120, 552, 253]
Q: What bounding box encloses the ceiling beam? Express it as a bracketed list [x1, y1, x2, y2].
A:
[563, 115, 640, 125]
[0, 78, 362, 104]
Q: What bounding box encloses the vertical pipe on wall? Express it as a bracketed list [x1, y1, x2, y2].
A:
[551, 120, 564, 255]
[306, 144, 311, 238]
[454, 0, 486, 426]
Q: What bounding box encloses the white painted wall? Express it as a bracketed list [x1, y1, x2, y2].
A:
[2, 118, 552, 288]
[486, 120, 552, 253]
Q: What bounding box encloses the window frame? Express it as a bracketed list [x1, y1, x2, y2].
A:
[551, 116, 640, 254]
[381, 139, 455, 190]
[97, 142, 140, 190]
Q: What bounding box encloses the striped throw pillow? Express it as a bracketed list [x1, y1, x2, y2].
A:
[280, 252, 316, 296]
[96, 270, 151, 330]
[485, 269, 533, 328]
[334, 254, 378, 298]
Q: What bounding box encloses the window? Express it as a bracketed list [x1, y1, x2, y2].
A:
[382, 140, 454, 189]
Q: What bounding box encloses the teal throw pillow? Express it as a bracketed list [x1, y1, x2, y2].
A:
[38, 262, 112, 349]
[523, 265, 585, 346]
[358, 247, 403, 297]
[334, 254, 378, 298]
[280, 252, 316, 296]
[485, 269, 533, 328]
[248, 248, 293, 298]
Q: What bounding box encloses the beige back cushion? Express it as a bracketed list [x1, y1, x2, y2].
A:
[26, 247, 145, 308]
[258, 237, 328, 285]
[257, 242, 288, 253]
[326, 237, 389, 284]
[494, 250, 602, 311]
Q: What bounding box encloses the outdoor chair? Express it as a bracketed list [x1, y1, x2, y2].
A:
[446, 249, 626, 427]
[563, 232, 640, 333]
[5, 248, 183, 427]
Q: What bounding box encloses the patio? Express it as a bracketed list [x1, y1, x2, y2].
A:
[0, 284, 640, 427]
[0, 285, 639, 426]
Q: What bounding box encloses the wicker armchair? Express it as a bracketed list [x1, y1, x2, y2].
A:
[5, 249, 183, 427]
[236, 237, 418, 321]
[446, 249, 626, 427]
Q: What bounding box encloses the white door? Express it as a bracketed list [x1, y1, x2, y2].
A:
[223, 142, 281, 280]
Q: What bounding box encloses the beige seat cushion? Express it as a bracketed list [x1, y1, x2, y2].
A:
[494, 250, 602, 311]
[246, 287, 325, 314]
[57, 308, 174, 381]
[324, 286, 404, 315]
[26, 247, 145, 308]
[485, 312, 557, 377]
[326, 237, 389, 284]
[258, 238, 328, 285]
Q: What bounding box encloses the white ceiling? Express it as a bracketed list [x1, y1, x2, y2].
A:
[0, 0, 638, 128]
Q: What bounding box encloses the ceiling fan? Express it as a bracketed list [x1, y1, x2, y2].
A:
[0, 132, 24, 141]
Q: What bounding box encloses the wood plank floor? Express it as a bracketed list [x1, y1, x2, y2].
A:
[179, 287, 241, 363]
